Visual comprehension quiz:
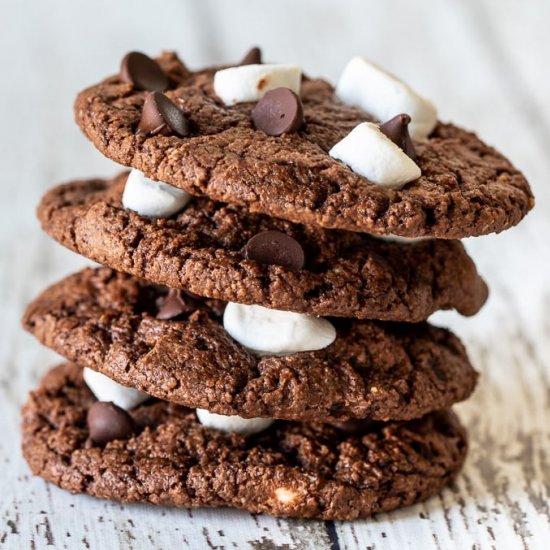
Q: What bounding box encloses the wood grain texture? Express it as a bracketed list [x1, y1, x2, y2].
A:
[0, 0, 548, 548]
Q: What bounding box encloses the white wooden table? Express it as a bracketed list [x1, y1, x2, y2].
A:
[1, 0, 548, 548]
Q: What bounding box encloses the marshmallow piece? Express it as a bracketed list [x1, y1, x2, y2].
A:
[336, 57, 437, 140]
[214, 64, 301, 106]
[196, 409, 274, 436]
[83, 368, 150, 411]
[223, 302, 336, 356]
[377, 235, 433, 244]
[329, 122, 421, 189]
[122, 169, 191, 218]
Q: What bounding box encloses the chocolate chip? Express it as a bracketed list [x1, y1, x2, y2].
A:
[240, 46, 262, 65]
[87, 401, 135, 446]
[137, 92, 191, 137]
[379, 114, 417, 159]
[243, 230, 305, 271]
[156, 289, 195, 320]
[252, 88, 305, 136]
[120, 51, 168, 92]
[330, 419, 379, 435]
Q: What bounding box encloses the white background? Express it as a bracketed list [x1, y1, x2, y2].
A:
[0, 0, 548, 548]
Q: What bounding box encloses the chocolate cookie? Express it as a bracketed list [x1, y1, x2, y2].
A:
[23, 267, 478, 422]
[74, 52, 533, 238]
[22, 363, 468, 520]
[37, 173, 489, 321]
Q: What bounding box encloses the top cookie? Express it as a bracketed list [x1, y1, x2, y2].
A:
[74, 51, 533, 238]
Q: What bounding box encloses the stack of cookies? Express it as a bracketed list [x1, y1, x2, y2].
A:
[21, 49, 533, 520]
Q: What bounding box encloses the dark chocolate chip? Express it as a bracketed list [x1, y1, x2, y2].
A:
[137, 93, 168, 135]
[379, 114, 417, 160]
[239, 46, 262, 65]
[330, 419, 379, 435]
[87, 401, 135, 446]
[252, 88, 305, 136]
[243, 230, 305, 271]
[156, 289, 196, 320]
[120, 51, 168, 92]
[137, 92, 190, 137]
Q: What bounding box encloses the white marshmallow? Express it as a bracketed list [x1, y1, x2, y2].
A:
[329, 122, 421, 189]
[196, 409, 274, 436]
[83, 368, 150, 411]
[223, 302, 336, 356]
[122, 169, 191, 218]
[377, 235, 433, 244]
[336, 56, 437, 140]
[213, 64, 301, 106]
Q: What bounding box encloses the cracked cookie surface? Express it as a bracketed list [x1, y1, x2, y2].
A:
[37, 173, 488, 321]
[22, 268, 478, 422]
[74, 52, 533, 238]
[22, 363, 467, 520]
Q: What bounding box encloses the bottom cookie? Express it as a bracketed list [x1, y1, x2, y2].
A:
[22, 364, 467, 520]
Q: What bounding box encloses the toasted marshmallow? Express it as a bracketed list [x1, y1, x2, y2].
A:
[196, 409, 274, 436]
[122, 169, 191, 218]
[336, 57, 437, 140]
[83, 368, 149, 411]
[329, 122, 421, 188]
[214, 64, 301, 106]
[223, 302, 336, 356]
